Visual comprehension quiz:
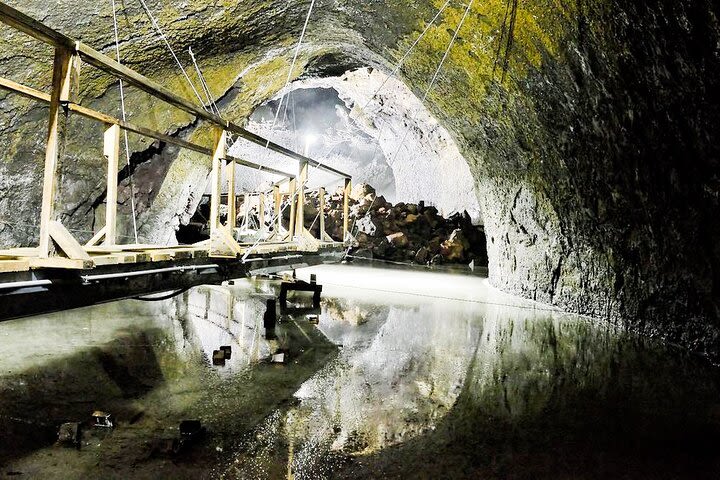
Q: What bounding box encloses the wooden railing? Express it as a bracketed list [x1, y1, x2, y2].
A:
[0, 1, 352, 263]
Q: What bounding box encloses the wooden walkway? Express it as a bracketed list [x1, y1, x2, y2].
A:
[0, 2, 352, 283]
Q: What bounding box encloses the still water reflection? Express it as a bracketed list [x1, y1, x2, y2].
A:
[0, 264, 718, 479]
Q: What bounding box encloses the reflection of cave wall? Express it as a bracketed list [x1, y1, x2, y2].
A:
[0, 1, 718, 357]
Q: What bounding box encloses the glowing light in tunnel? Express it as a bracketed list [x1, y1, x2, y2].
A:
[303, 133, 318, 156]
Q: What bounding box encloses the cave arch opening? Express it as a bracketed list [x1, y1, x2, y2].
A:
[233, 67, 482, 225]
[179, 65, 489, 267]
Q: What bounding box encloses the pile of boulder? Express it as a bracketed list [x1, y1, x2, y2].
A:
[313, 184, 488, 266]
[179, 184, 488, 267]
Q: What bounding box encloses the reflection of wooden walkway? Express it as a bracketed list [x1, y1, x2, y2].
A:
[0, 2, 352, 281]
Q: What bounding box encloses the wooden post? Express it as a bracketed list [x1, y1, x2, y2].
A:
[38, 47, 79, 258]
[209, 128, 227, 235]
[273, 184, 281, 236]
[241, 193, 249, 230]
[227, 157, 236, 230]
[103, 123, 120, 245]
[295, 161, 308, 238]
[287, 178, 297, 239]
[259, 192, 265, 230]
[342, 178, 351, 242]
[319, 187, 326, 240]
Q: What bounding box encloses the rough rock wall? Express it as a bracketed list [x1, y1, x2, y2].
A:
[342, 0, 720, 357]
[0, 0, 718, 357]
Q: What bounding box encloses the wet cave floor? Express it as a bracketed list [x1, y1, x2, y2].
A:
[0, 264, 719, 479]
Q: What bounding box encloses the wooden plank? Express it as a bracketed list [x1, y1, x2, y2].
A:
[89, 255, 122, 266]
[104, 124, 120, 245]
[69, 103, 213, 155]
[108, 244, 177, 251]
[273, 185, 281, 236]
[0, 2, 74, 48]
[0, 75, 51, 102]
[225, 155, 294, 179]
[79, 39, 350, 177]
[227, 156, 236, 229]
[209, 129, 227, 234]
[48, 221, 92, 261]
[134, 253, 151, 263]
[0, 2, 350, 179]
[0, 247, 39, 258]
[28, 257, 93, 270]
[210, 226, 242, 257]
[38, 47, 73, 258]
[84, 245, 126, 253]
[0, 76, 215, 158]
[259, 193, 265, 229]
[171, 250, 194, 260]
[242, 193, 249, 230]
[0, 259, 30, 273]
[343, 178, 352, 241]
[85, 226, 107, 247]
[319, 187, 326, 238]
[149, 251, 172, 262]
[295, 161, 308, 238]
[287, 178, 297, 240]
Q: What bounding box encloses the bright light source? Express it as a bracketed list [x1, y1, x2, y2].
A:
[304, 133, 317, 156]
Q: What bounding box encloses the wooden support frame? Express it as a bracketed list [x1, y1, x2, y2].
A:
[258, 192, 266, 230]
[343, 178, 352, 242]
[38, 47, 78, 258]
[318, 187, 332, 242]
[226, 157, 236, 230]
[103, 123, 120, 245]
[0, 1, 352, 268]
[210, 128, 227, 234]
[295, 161, 308, 239]
[85, 225, 107, 247]
[287, 178, 297, 241]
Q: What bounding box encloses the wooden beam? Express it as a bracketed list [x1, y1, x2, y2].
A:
[103, 124, 120, 245]
[224, 155, 294, 179]
[295, 161, 308, 238]
[38, 47, 74, 258]
[48, 221, 92, 261]
[85, 226, 107, 247]
[259, 192, 265, 230]
[69, 103, 212, 155]
[227, 154, 236, 230]
[0, 259, 30, 273]
[209, 129, 227, 234]
[209, 225, 243, 258]
[0, 2, 74, 48]
[319, 186, 326, 239]
[0, 2, 350, 178]
[28, 256, 94, 270]
[0, 75, 51, 102]
[287, 178, 297, 240]
[0, 247, 39, 258]
[272, 184, 281, 239]
[343, 178, 352, 242]
[76, 45, 349, 178]
[242, 193, 249, 230]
